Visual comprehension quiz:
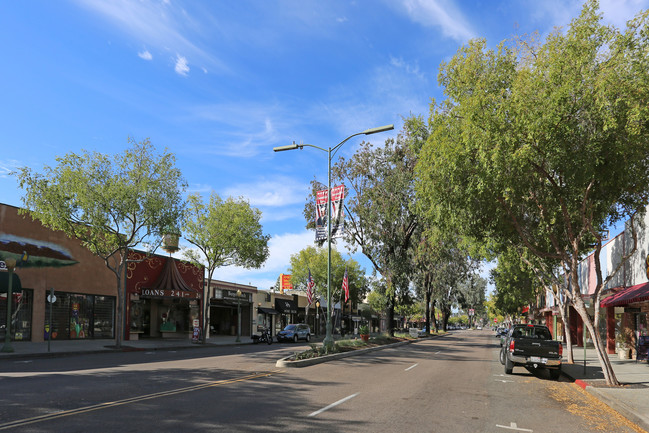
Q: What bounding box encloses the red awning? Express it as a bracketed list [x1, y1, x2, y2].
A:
[600, 282, 649, 308]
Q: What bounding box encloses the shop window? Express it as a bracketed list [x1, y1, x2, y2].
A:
[0, 289, 33, 341]
[45, 292, 115, 340]
[94, 296, 115, 339]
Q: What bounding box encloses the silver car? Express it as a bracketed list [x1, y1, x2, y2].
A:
[277, 324, 311, 343]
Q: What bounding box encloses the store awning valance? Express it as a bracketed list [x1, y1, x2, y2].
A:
[258, 307, 278, 315]
[0, 271, 21, 293]
[274, 299, 297, 314]
[600, 282, 649, 308]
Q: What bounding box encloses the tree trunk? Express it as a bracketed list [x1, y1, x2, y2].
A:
[114, 259, 125, 349]
[425, 289, 431, 336]
[573, 295, 619, 386]
[431, 299, 438, 333]
[559, 301, 574, 363]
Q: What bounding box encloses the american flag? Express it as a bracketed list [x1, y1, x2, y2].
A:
[342, 267, 349, 303]
[306, 269, 315, 305]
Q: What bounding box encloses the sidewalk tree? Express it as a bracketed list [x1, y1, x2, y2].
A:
[182, 192, 270, 342]
[416, 2, 649, 385]
[15, 138, 186, 348]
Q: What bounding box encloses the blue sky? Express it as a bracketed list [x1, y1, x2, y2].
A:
[1, 0, 647, 293]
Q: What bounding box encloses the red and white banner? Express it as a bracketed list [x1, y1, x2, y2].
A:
[315, 185, 345, 241]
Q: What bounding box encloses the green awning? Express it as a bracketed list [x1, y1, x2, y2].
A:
[0, 271, 22, 293]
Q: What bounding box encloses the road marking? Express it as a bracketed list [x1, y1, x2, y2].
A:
[14, 360, 32, 363]
[434, 351, 441, 354]
[0, 370, 280, 430]
[495, 379, 514, 383]
[405, 363, 418, 371]
[308, 393, 359, 417]
[496, 422, 533, 432]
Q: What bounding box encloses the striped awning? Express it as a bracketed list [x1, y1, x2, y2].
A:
[600, 282, 649, 308]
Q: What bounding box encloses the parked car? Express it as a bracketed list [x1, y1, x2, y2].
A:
[500, 324, 563, 380]
[277, 324, 311, 343]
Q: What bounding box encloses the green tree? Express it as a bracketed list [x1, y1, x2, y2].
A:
[182, 192, 270, 342]
[458, 274, 487, 327]
[287, 246, 367, 308]
[15, 138, 186, 348]
[490, 247, 538, 316]
[416, 2, 649, 385]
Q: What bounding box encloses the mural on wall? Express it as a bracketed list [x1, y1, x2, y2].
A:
[0, 233, 79, 342]
[0, 233, 78, 268]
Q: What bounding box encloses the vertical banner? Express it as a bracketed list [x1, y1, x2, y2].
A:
[315, 189, 328, 241]
[330, 185, 345, 239]
[315, 185, 345, 241]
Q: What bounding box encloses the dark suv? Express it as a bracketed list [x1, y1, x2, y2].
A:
[277, 324, 311, 343]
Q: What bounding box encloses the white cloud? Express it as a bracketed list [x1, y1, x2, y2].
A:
[175, 54, 190, 76]
[0, 159, 21, 178]
[390, 56, 425, 80]
[393, 0, 475, 42]
[138, 50, 153, 60]
[223, 176, 308, 207]
[177, 230, 315, 289]
[73, 0, 229, 73]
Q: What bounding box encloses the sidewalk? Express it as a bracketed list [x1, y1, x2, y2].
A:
[562, 345, 649, 431]
[0, 335, 255, 360]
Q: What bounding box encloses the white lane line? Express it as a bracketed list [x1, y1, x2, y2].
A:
[308, 393, 360, 417]
[496, 422, 533, 432]
[405, 363, 418, 371]
[434, 351, 440, 354]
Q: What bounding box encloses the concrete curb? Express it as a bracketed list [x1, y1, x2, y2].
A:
[563, 373, 649, 432]
[276, 334, 444, 368]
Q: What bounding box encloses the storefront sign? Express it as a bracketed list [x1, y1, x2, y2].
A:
[221, 289, 251, 303]
[140, 288, 201, 299]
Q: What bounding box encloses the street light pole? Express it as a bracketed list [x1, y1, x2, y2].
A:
[273, 124, 394, 350]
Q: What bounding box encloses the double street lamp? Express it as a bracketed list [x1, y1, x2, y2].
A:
[273, 124, 394, 350]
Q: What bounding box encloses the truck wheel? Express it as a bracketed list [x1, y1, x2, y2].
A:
[306, 334, 310, 342]
[550, 367, 561, 380]
[505, 356, 514, 375]
[499, 349, 505, 365]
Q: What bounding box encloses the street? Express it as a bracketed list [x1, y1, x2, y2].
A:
[0, 331, 644, 433]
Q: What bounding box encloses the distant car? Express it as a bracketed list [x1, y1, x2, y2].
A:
[277, 324, 311, 343]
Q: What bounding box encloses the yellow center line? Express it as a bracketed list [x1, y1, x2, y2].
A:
[0, 370, 282, 430]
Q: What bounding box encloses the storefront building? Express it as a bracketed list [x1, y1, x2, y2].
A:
[1, 203, 117, 342]
[209, 280, 255, 338]
[274, 295, 297, 332]
[126, 251, 204, 340]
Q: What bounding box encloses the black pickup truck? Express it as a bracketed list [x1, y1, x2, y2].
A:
[499, 324, 563, 380]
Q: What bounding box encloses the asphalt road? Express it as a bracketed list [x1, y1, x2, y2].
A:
[0, 331, 644, 433]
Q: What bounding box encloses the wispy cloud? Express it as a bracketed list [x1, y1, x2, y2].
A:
[73, 0, 228, 74]
[392, 0, 476, 42]
[138, 50, 153, 60]
[390, 56, 425, 80]
[0, 159, 21, 178]
[223, 176, 308, 208]
[174, 54, 190, 76]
